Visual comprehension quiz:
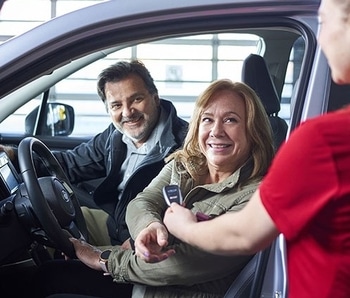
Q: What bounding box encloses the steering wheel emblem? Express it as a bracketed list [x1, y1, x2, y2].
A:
[61, 189, 70, 203]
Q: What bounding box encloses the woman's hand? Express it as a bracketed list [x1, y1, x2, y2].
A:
[69, 238, 103, 271]
[121, 238, 132, 250]
[134, 221, 175, 263]
[164, 203, 197, 241]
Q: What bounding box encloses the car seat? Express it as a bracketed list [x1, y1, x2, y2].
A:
[222, 54, 290, 297]
[223, 245, 271, 298]
[223, 235, 288, 298]
[241, 54, 288, 151]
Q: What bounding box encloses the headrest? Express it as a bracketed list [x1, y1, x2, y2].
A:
[242, 54, 280, 115]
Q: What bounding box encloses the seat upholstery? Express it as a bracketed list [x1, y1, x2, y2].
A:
[241, 54, 288, 150]
[223, 246, 271, 298]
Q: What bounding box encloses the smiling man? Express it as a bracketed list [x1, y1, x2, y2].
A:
[63, 60, 188, 247]
[0, 60, 188, 249]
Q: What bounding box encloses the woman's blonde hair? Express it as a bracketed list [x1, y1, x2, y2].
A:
[167, 79, 275, 185]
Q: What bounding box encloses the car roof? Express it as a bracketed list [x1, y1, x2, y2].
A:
[0, 0, 320, 98]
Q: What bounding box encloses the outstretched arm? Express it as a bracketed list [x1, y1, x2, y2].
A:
[164, 189, 279, 256]
[134, 221, 175, 263]
[68, 238, 103, 271]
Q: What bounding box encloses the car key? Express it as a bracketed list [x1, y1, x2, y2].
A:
[163, 184, 183, 206]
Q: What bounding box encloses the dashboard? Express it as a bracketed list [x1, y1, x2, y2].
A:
[0, 152, 21, 201]
[0, 151, 33, 265]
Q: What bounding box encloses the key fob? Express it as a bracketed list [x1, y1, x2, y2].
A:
[163, 185, 183, 206]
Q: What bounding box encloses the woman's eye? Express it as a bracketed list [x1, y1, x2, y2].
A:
[201, 117, 212, 123]
[225, 117, 237, 123]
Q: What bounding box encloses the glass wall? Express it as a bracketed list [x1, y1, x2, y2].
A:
[0, 0, 104, 43]
[0, 1, 298, 136]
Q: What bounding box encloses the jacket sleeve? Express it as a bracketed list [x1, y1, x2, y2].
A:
[126, 161, 174, 240]
[115, 166, 256, 286]
[52, 124, 115, 183]
[108, 241, 252, 286]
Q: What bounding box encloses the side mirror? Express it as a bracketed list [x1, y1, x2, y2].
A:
[25, 103, 75, 136]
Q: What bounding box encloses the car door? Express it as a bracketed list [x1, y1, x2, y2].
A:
[1, 1, 329, 297]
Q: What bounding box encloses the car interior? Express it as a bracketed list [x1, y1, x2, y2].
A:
[0, 47, 291, 297]
[0, 9, 324, 296]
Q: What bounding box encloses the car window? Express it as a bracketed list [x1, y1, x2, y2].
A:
[0, 32, 303, 137]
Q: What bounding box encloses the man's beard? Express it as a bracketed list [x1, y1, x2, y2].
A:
[117, 113, 151, 143]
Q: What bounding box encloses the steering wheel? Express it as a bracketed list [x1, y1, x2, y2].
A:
[18, 137, 88, 258]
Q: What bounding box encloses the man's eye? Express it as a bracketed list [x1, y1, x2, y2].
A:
[110, 104, 121, 111]
[134, 96, 144, 103]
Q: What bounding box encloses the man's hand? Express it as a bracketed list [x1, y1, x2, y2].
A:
[164, 203, 197, 240]
[69, 238, 103, 271]
[134, 221, 175, 263]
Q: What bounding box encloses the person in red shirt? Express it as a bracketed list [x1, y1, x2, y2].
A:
[134, 0, 350, 297]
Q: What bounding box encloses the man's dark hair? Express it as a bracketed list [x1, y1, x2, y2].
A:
[97, 60, 158, 103]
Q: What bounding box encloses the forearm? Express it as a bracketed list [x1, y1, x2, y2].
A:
[109, 242, 251, 286]
[53, 144, 106, 183]
[126, 192, 165, 239]
[181, 214, 256, 255]
[126, 162, 173, 238]
[168, 191, 279, 256]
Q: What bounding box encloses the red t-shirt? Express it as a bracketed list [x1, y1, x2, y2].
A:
[260, 106, 350, 298]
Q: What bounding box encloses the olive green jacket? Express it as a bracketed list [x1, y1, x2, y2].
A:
[108, 160, 260, 298]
